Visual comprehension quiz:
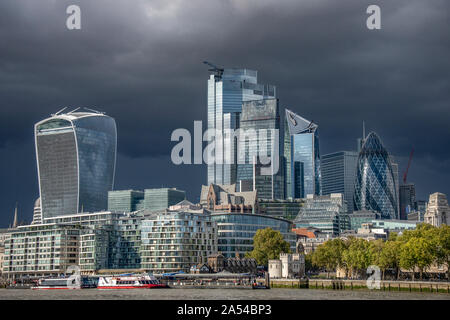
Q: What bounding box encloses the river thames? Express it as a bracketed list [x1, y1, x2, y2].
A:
[0, 288, 449, 300]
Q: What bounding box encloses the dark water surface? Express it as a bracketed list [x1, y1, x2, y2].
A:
[0, 288, 449, 300]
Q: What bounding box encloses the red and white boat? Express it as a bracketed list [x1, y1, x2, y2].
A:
[97, 274, 168, 289]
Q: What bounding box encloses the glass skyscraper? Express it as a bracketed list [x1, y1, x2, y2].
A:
[236, 98, 283, 199]
[399, 183, 416, 220]
[206, 68, 276, 186]
[353, 132, 399, 219]
[35, 110, 117, 219]
[321, 151, 358, 212]
[284, 109, 321, 199]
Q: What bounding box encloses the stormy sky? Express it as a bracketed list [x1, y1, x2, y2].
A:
[0, 0, 449, 227]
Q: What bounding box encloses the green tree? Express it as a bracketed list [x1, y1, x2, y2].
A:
[304, 253, 314, 273]
[399, 237, 434, 280]
[245, 228, 290, 266]
[342, 238, 375, 279]
[435, 225, 450, 280]
[311, 238, 347, 278]
[378, 240, 402, 280]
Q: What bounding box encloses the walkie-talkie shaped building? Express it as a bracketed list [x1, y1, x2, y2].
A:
[35, 109, 117, 219]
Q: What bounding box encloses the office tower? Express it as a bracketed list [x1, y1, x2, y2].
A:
[35, 109, 117, 218]
[143, 188, 186, 212]
[321, 151, 359, 212]
[236, 98, 283, 199]
[399, 183, 416, 220]
[206, 67, 276, 186]
[284, 109, 321, 199]
[354, 132, 399, 219]
[391, 160, 400, 219]
[294, 194, 349, 236]
[108, 190, 145, 213]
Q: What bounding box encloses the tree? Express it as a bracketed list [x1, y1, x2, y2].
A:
[435, 225, 450, 280]
[371, 239, 386, 278]
[311, 238, 347, 278]
[399, 237, 434, 280]
[378, 240, 402, 280]
[245, 228, 290, 266]
[342, 238, 375, 279]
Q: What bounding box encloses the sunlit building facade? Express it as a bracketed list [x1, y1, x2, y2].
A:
[140, 211, 217, 273]
[353, 132, 399, 219]
[284, 109, 321, 199]
[236, 98, 283, 199]
[35, 110, 117, 218]
[206, 68, 276, 186]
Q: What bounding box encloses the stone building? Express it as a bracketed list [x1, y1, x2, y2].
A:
[207, 253, 225, 272]
[200, 184, 258, 213]
[206, 253, 258, 274]
[268, 253, 305, 279]
[424, 192, 449, 227]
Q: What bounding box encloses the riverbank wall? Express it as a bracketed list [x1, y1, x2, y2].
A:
[270, 279, 450, 293]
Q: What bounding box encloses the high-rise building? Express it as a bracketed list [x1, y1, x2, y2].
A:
[321, 151, 358, 212]
[35, 109, 117, 218]
[236, 98, 283, 199]
[206, 67, 276, 186]
[353, 132, 399, 219]
[399, 183, 416, 220]
[391, 160, 400, 219]
[284, 109, 321, 198]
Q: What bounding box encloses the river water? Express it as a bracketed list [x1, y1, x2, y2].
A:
[0, 288, 449, 300]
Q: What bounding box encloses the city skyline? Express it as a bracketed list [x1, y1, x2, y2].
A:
[1, 0, 449, 226]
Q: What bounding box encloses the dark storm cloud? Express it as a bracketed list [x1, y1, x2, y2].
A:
[0, 0, 449, 225]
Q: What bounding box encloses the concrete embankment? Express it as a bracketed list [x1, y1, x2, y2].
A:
[270, 279, 450, 293]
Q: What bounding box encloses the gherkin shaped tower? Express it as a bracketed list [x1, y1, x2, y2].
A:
[353, 132, 398, 219]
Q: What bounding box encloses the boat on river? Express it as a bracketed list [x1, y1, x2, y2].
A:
[97, 273, 168, 289]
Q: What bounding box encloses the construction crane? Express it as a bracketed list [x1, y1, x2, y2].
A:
[203, 61, 224, 79]
[402, 148, 414, 184]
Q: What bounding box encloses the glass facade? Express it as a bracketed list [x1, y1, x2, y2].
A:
[143, 188, 186, 212]
[354, 132, 399, 219]
[140, 212, 217, 273]
[294, 194, 348, 236]
[321, 151, 358, 212]
[399, 183, 416, 220]
[348, 210, 380, 231]
[236, 98, 284, 199]
[2, 224, 82, 275]
[108, 190, 145, 213]
[207, 69, 276, 186]
[211, 213, 296, 258]
[284, 109, 321, 199]
[35, 112, 116, 218]
[258, 199, 303, 221]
